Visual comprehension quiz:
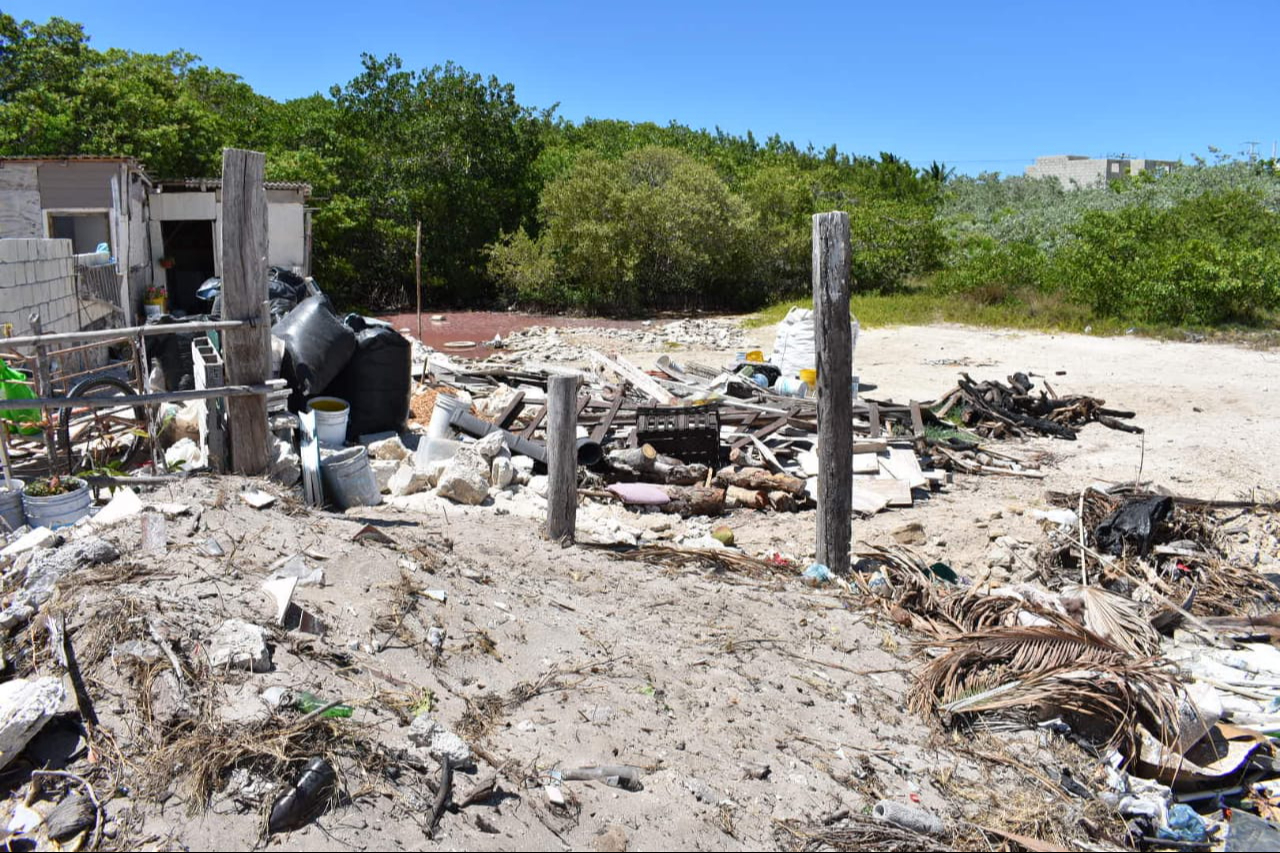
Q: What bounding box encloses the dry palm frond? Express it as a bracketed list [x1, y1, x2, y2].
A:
[776, 815, 950, 852]
[1059, 584, 1161, 656]
[614, 545, 794, 578]
[858, 544, 1075, 637]
[910, 623, 1182, 756]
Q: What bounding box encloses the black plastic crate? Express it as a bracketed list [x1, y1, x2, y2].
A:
[635, 403, 721, 467]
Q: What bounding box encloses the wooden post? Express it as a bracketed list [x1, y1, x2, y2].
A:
[813, 212, 853, 574]
[219, 149, 271, 475]
[415, 220, 423, 343]
[28, 314, 59, 473]
[545, 375, 578, 543]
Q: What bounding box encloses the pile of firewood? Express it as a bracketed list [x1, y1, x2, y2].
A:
[934, 372, 1141, 440]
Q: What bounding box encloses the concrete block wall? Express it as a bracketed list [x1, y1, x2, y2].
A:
[0, 238, 80, 346]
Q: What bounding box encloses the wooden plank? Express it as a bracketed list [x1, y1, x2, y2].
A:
[910, 400, 926, 438]
[849, 487, 890, 515]
[813, 211, 853, 574]
[495, 390, 526, 430]
[590, 384, 627, 443]
[545, 376, 578, 542]
[730, 414, 788, 452]
[878, 447, 928, 489]
[852, 476, 913, 507]
[521, 404, 547, 438]
[852, 452, 880, 474]
[750, 435, 786, 474]
[219, 149, 271, 475]
[867, 401, 882, 438]
[588, 350, 675, 404]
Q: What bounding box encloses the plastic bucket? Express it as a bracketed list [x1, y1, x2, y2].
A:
[798, 368, 817, 388]
[0, 480, 25, 534]
[745, 350, 764, 363]
[427, 393, 465, 439]
[320, 446, 381, 509]
[22, 478, 91, 529]
[307, 397, 350, 448]
[775, 377, 810, 398]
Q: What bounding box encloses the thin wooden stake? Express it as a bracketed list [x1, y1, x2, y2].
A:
[813, 211, 853, 574]
[415, 220, 423, 343]
[28, 314, 59, 474]
[545, 375, 578, 543]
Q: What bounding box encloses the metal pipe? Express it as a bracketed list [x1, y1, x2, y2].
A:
[0, 380, 286, 412]
[448, 406, 602, 466]
[1, 318, 248, 349]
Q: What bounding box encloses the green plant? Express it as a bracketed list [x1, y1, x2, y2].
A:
[24, 474, 86, 497]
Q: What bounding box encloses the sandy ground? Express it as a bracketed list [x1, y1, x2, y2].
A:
[7, 322, 1279, 852]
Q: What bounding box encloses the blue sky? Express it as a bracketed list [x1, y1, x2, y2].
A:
[11, 0, 1279, 174]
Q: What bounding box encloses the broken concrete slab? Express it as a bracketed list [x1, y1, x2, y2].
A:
[0, 677, 66, 770]
[473, 431, 509, 462]
[436, 449, 491, 505]
[367, 434, 411, 462]
[1, 537, 119, 629]
[408, 714, 474, 767]
[389, 460, 433, 497]
[207, 619, 272, 672]
[0, 526, 56, 558]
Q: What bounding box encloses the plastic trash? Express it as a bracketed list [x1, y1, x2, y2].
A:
[872, 800, 944, 836]
[294, 691, 353, 718]
[561, 765, 643, 791]
[1157, 803, 1207, 843]
[268, 757, 336, 833]
[1, 359, 41, 435]
[1095, 496, 1173, 557]
[803, 563, 834, 584]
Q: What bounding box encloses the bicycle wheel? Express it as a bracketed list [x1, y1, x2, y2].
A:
[57, 376, 149, 474]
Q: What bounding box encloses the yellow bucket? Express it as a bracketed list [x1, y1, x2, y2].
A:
[745, 350, 764, 363]
[799, 368, 817, 387]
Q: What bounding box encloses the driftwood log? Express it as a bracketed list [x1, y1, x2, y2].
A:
[660, 486, 725, 517]
[714, 466, 806, 495]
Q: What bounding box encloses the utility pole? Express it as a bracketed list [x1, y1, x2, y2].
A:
[1244, 141, 1260, 162]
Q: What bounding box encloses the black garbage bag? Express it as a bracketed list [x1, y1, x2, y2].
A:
[271, 296, 357, 409]
[1094, 495, 1174, 557]
[323, 315, 411, 439]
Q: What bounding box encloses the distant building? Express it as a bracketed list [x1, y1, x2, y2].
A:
[0, 155, 310, 326]
[1026, 154, 1177, 189]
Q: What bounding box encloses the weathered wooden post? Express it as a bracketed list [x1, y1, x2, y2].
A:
[27, 314, 59, 472]
[813, 211, 853, 574]
[219, 149, 271, 475]
[545, 374, 579, 542]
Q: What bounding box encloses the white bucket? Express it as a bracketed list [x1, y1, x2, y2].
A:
[426, 393, 465, 439]
[22, 478, 92, 529]
[320, 446, 381, 509]
[307, 397, 350, 448]
[775, 377, 810, 398]
[0, 480, 25, 534]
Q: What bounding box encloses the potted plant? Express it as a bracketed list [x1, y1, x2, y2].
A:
[159, 257, 176, 270]
[21, 474, 92, 529]
[143, 284, 168, 318]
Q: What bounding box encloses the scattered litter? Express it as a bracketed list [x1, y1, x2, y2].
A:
[240, 490, 277, 510]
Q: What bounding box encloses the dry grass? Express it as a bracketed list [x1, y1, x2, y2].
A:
[457, 657, 624, 741]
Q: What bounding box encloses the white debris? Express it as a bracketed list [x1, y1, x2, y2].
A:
[389, 460, 433, 497]
[436, 449, 491, 505]
[408, 715, 474, 767]
[367, 435, 411, 461]
[208, 619, 272, 672]
[90, 487, 144, 527]
[0, 677, 66, 770]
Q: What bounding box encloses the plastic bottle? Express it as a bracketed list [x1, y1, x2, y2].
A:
[294, 691, 353, 718]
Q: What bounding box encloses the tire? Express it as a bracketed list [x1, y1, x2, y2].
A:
[57, 375, 148, 474]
